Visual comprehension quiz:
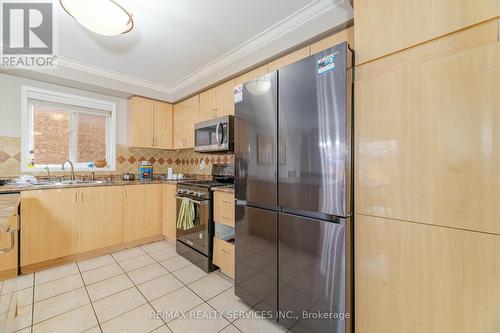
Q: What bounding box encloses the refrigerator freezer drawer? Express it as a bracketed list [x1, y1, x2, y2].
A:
[278, 213, 352, 332]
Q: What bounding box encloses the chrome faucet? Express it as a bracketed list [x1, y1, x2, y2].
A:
[44, 166, 52, 182]
[61, 160, 75, 181]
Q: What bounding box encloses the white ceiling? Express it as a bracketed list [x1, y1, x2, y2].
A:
[1, 0, 353, 102]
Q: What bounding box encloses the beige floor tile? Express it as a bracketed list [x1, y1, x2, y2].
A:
[81, 263, 124, 285]
[101, 304, 163, 333]
[207, 288, 250, 322]
[86, 274, 133, 302]
[233, 310, 286, 333]
[150, 287, 204, 322]
[128, 263, 169, 285]
[119, 254, 156, 272]
[140, 241, 172, 253]
[148, 247, 178, 261]
[34, 274, 84, 302]
[84, 326, 102, 333]
[219, 324, 241, 333]
[167, 303, 230, 333]
[137, 274, 183, 301]
[33, 287, 90, 324]
[33, 304, 98, 333]
[0, 287, 33, 314]
[13, 327, 31, 333]
[93, 287, 147, 323]
[159, 256, 191, 272]
[35, 263, 79, 285]
[171, 265, 207, 285]
[112, 247, 145, 262]
[78, 254, 116, 272]
[188, 273, 233, 301]
[0, 304, 32, 331]
[1, 274, 34, 295]
[150, 325, 172, 333]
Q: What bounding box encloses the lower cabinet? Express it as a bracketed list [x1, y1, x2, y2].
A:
[21, 188, 79, 267]
[78, 186, 124, 253]
[0, 213, 19, 279]
[124, 184, 162, 242]
[163, 184, 177, 241]
[213, 237, 235, 279]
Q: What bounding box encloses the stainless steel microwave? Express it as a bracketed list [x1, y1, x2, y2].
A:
[194, 115, 234, 153]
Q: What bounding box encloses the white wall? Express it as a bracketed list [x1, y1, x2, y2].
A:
[0, 73, 128, 144]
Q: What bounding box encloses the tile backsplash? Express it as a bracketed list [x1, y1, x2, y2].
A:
[0, 136, 234, 178]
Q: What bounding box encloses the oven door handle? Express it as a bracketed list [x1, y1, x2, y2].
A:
[175, 196, 210, 205]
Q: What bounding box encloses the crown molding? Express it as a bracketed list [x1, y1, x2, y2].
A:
[1, 0, 350, 101]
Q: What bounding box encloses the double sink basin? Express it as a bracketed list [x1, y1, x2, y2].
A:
[33, 180, 108, 187]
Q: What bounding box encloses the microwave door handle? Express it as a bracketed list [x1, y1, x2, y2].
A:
[219, 122, 224, 146]
[215, 122, 222, 147]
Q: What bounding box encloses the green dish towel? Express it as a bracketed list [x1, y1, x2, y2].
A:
[177, 198, 199, 230]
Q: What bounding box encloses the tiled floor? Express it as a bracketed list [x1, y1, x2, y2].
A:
[0, 240, 286, 333]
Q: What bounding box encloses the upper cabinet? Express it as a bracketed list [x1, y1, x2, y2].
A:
[234, 65, 269, 86]
[128, 96, 173, 149]
[173, 95, 199, 149]
[354, 0, 500, 64]
[268, 46, 310, 72]
[310, 26, 354, 54]
[199, 80, 235, 122]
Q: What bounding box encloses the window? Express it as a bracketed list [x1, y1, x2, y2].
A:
[21, 86, 116, 172]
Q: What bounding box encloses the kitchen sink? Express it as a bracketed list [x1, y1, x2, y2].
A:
[33, 180, 107, 187]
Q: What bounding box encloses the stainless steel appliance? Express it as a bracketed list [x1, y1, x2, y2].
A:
[235, 42, 353, 333]
[194, 115, 234, 153]
[176, 164, 234, 272]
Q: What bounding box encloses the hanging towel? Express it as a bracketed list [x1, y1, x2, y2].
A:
[176, 198, 199, 230]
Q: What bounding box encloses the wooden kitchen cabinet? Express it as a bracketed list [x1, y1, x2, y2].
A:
[214, 191, 235, 228]
[213, 237, 234, 279]
[128, 96, 173, 149]
[0, 213, 19, 279]
[124, 184, 163, 242]
[21, 189, 79, 267]
[234, 65, 269, 86]
[163, 184, 177, 241]
[310, 26, 354, 54]
[199, 80, 235, 122]
[78, 186, 124, 253]
[173, 95, 199, 149]
[268, 46, 310, 71]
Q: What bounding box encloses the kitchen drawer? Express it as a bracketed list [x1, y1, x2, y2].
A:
[213, 237, 234, 279]
[214, 192, 234, 227]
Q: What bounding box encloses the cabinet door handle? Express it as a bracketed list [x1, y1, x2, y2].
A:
[221, 248, 231, 255]
[222, 200, 232, 204]
[81, 192, 84, 202]
[222, 216, 231, 220]
[75, 192, 78, 202]
[0, 228, 15, 253]
[124, 189, 127, 198]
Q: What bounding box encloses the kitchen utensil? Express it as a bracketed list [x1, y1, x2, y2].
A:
[122, 173, 135, 181]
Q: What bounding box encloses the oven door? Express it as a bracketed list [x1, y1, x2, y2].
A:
[175, 196, 211, 255]
[194, 115, 233, 152]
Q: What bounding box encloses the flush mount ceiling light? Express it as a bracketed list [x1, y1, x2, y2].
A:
[60, 0, 134, 36]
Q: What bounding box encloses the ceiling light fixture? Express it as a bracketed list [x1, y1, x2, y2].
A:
[60, 0, 134, 36]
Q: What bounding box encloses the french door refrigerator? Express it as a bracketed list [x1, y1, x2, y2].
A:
[235, 42, 353, 333]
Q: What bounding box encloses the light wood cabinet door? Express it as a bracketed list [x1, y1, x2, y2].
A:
[0, 213, 18, 279]
[268, 46, 310, 72]
[154, 101, 173, 149]
[124, 185, 162, 242]
[356, 214, 500, 333]
[213, 237, 234, 279]
[173, 95, 199, 149]
[162, 184, 177, 241]
[214, 191, 234, 228]
[128, 96, 154, 148]
[354, 0, 499, 64]
[310, 26, 354, 54]
[21, 189, 79, 266]
[234, 65, 269, 86]
[199, 88, 216, 122]
[78, 186, 124, 253]
[214, 80, 235, 116]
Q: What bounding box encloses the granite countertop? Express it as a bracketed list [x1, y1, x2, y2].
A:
[0, 193, 20, 232]
[0, 179, 190, 194]
[212, 186, 235, 193]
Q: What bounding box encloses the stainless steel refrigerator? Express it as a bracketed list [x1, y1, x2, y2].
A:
[235, 42, 353, 333]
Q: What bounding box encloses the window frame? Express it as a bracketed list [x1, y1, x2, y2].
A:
[21, 85, 116, 172]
